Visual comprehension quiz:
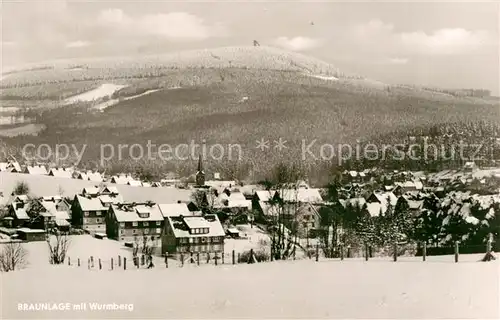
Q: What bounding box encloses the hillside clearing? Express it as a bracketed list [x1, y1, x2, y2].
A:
[64, 84, 127, 105]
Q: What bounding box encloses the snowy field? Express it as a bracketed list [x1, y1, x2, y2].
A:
[64, 84, 126, 104]
[1, 234, 499, 319]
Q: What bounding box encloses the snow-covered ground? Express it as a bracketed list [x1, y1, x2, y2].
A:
[2, 251, 498, 319]
[64, 84, 127, 105]
[93, 89, 161, 111]
[306, 73, 339, 81]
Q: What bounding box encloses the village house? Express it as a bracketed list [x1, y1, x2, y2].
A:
[71, 195, 109, 232]
[106, 203, 164, 248]
[162, 213, 225, 255]
[81, 186, 123, 207]
[365, 191, 398, 217]
[25, 198, 71, 231]
[211, 189, 252, 215]
[24, 165, 48, 175]
[7, 195, 31, 228]
[254, 188, 323, 236]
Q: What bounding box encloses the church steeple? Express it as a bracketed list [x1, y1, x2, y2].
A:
[196, 154, 205, 187]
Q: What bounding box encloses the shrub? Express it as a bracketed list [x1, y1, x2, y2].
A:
[239, 249, 270, 263]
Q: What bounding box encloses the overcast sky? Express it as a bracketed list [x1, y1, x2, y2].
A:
[1, 0, 498, 94]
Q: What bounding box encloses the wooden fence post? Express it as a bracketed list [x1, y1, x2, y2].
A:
[180, 253, 184, 267]
[422, 242, 427, 262]
[197, 252, 200, 266]
[68, 257, 71, 266]
[347, 246, 351, 258]
[249, 249, 254, 264]
[91, 256, 94, 268]
[315, 244, 319, 262]
[365, 243, 369, 261]
[454, 241, 459, 263]
[111, 258, 114, 270]
[190, 252, 194, 264]
[487, 240, 492, 253]
[393, 242, 398, 262]
[232, 250, 235, 265]
[88, 258, 90, 270]
[77, 258, 80, 267]
[340, 245, 344, 261]
[207, 253, 210, 264]
[118, 255, 121, 267]
[215, 252, 218, 266]
[293, 246, 296, 260]
[124, 257, 127, 270]
[237, 253, 241, 263]
[165, 253, 168, 268]
[99, 258, 102, 270]
[222, 251, 225, 264]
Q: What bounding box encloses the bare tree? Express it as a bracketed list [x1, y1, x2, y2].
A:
[47, 230, 70, 264]
[13, 181, 30, 196]
[0, 242, 29, 272]
[260, 162, 306, 260]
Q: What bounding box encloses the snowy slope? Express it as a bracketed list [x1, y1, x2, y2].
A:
[2, 256, 498, 319]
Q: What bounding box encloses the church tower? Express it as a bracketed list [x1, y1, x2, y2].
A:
[195, 154, 205, 187]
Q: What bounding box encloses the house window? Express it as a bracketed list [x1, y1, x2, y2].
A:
[143, 222, 149, 227]
[155, 228, 161, 234]
[84, 211, 89, 217]
[201, 237, 207, 243]
[156, 221, 161, 226]
[96, 218, 101, 223]
[144, 229, 149, 234]
[132, 221, 138, 227]
[189, 238, 194, 243]
[121, 237, 124, 241]
[120, 230, 124, 235]
[96, 211, 102, 216]
[133, 229, 137, 234]
[119, 223, 125, 228]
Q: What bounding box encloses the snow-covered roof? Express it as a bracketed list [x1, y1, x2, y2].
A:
[98, 194, 123, 205]
[205, 180, 236, 189]
[366, 203, 384, 217]
[11, 206, 29, 220]
[82, 187, 100, 196]
[166, 214, 225, 238]
[158, 203, 192, 217]
[49, 168, 72, 179]
[278, 188, 323, 203]
[75, 195, 107, 211]
[255, 190, 274, 202]
[127, 180, 142, 187]
[214, 199, 252, 209]
[25, 165, 48, 175]
[184, 216, 210, 229]
[259, 201, 280, 217]
[111, 204, 163, 222]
